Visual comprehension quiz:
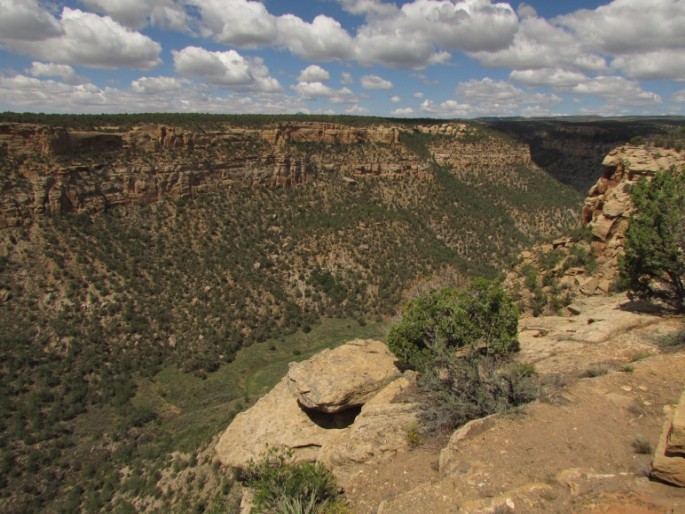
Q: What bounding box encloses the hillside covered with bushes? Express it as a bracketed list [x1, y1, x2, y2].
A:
[1, 113, 586, 512]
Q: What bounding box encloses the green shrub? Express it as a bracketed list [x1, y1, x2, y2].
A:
[387, 278, 519, 370]
[418, 351, 538, 433]
[564, 244, 596, 273]
[657, 326, 685, 350]
[619, 169, 685, 311]
[521, 263, 538, 290]
[244, 446, 341, 514]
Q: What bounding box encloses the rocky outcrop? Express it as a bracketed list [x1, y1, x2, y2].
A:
[287, 339, 400, 413]
[214, 380, 344, 468]
[483, 119, 678, 193]
[426, 123, 532, 172]
[215, 339, 419, 470]
[317, 375, 420, 468]
[260, 122, 400, 147]
[651, 390, 685, 487]
[671, 390, 685, 457]
[581, 145, 684, 289]
[344, 296, 685, 513]
[506, 143, 685, 311]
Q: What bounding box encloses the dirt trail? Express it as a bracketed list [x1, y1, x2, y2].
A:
[339, 295, 685, 513]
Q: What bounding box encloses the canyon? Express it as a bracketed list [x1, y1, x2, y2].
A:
[0, 114, 683, 513]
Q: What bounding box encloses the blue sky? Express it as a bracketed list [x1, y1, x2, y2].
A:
[0, 0, 684, 117]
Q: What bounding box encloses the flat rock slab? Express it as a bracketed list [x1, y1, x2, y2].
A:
[287, 339, 400, 413]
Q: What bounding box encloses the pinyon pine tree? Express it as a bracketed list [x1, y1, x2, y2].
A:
[619, 167, 685, 311]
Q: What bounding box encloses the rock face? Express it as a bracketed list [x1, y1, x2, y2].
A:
[0, 121, 434, 228]
[287, 339, 400, 413]
[0, 119, 554, 229]
[506, 143, 685, 311]
[651, 390, 685, 487]
[581, 144, 685, 289]
[216, 339, 417, 470]
[671, 390, 685, 457]
[317, 375, 420, 468]
[426, 123, 532, 170]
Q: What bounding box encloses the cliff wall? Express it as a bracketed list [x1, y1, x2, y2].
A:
[506, 143, 685, 313]
[485, 119, 681, 192]
[0, 120, 544, 228]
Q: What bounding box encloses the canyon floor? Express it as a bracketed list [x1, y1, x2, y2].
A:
[337, 294, 685, 513]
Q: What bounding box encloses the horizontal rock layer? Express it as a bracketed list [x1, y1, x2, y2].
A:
[0, 121, 540, 229]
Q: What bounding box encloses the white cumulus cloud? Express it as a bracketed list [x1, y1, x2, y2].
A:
[470, 15, 606, 72]
[78, 0, 190, 31]
[173, 46, 281, 92]
[192, 0, 354, 60]
[346, 104, 369, 114]
[510, 68, 589, 88]
[420, 99, 470, 117]
[571, 75, 661, 106]
[354, 0, 518, 68]
[131, 76, 183, 94]
[457, 78, 560, 106]
[27, 62, 87, 85]
[557, 0, 685, 55]
[612, 49, 685, 81]
[0, 73, 305, 114]
[291, 81, 357, 104]
[341, 72, 354, 85]
[3, 7, 162, 70]
[360, 74, 393, 89]
[0, 0, 63, 41]
[298, 65, 331, 83]
[392, 107, 414, 116]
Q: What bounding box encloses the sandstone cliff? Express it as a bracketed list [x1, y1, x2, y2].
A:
[0, 121, 428, 228]
[0, 121, 530, 228]
[507, 143, 685, 313]
[485, 118, 679, 192]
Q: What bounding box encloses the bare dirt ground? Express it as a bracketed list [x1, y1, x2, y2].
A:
[337, 294, 685, 513]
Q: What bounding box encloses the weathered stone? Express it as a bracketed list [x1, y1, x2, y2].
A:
[591, 214, 614, 241]
[602, 197, 628, 218]
[215, 380, 343, 469]
[439, 415, 496, 476]
[580, 276, 600, 295]
[0, 121, 433, 225]
[318, 375, 419, 467]
[668, 390, 685, 457]
[287, 339, 400, 413]
[651, 407, 685, 487]
[597, 278, 612, 294]
[216, 340, 414, 471]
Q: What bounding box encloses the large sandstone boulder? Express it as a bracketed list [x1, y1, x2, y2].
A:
[215, 381, 344, 469]
[318, 375, 420, 467]
[216, 339, 407, 470]
[287, 339, 401, 413]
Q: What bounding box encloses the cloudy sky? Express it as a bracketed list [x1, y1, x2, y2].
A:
[0, 0, 684, 118]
